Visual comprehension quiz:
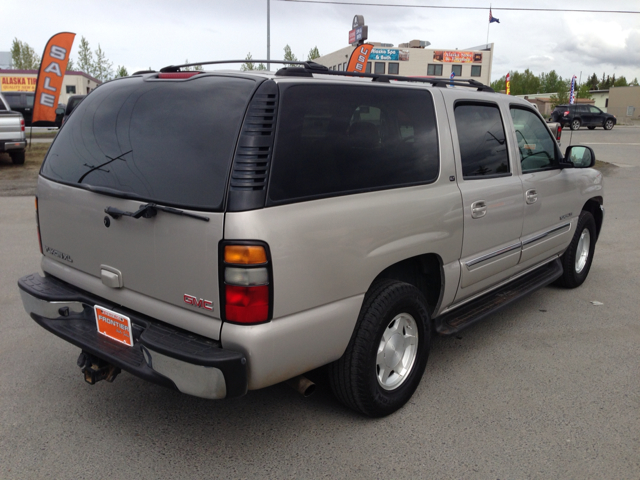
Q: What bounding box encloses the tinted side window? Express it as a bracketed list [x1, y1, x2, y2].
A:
[268, 85, 439, 203]
[510, 107, 559, 172]
[455, 103, 509, 179]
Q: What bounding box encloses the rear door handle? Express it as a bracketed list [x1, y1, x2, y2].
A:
[526, 189, 538, 204]
[471, 201, 487, 219]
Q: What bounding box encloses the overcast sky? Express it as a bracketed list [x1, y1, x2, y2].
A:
[3, 0, 639, 83]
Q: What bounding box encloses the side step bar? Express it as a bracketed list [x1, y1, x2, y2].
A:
[435, 259, 563, 335]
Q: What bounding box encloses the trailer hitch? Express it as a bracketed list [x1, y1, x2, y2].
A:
[77, 351, 121, 385]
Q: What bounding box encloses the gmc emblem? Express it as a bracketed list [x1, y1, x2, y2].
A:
[184, 294, 213, 311]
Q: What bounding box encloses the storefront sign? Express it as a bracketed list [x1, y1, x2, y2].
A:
[433, 51, 483, 63]
[1, 76, 37, 92]
[370, 49, 410, 61]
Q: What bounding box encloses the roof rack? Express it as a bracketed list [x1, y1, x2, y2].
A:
[159, 60, 494, 92]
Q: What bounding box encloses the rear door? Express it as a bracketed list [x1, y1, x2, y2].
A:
[451, 101, 524, 302]
[38, 73, 260, 339]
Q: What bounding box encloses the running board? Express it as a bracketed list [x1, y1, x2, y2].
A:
[435, 259, 563, 335]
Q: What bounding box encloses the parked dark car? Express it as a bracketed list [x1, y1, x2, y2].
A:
[2, 92, 65, 128]
[61, 94, 86, 126]
[551, 104, 616, 131]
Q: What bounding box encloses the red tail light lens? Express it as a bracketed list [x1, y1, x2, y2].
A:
[221, 242, 272, 324]
[563, 110, 570, 116]
[21, 118, 25, 132]
[225, 285, 269, 323]
[556, 125, 562, 141]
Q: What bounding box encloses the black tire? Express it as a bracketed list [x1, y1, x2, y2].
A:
[329, 280, 431, 417]
[604, 119, 614, 130]
[570, 119, 581, 131]
[9, 150, 25, 165]
[588, 126, 596, 130]
[556, 211, 597, 288]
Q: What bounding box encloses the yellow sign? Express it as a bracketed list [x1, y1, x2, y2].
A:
[433, 51, 483, 64]
[1, 76, 37, 92]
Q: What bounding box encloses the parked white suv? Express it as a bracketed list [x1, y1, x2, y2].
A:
[18, 61, 603, 417]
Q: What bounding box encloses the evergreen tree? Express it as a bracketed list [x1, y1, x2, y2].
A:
[66, 59, 76, 71]
[115, 66, 129, 77]
[587, 73, 599, 90]
[307, 46, 321, 61]
[283, 45, 299, 63]
[77, 37, 95, 77]
[93, 44, 114, 82]
[241, 52, 256, 71]
[10, 38, 40, 70]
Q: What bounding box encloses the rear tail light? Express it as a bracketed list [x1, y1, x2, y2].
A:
[563, 110, 570, 117]
[556, 125, 562, 142]
[20, 118, 25, 132]
[220, 242, 272, 324]
[35, 197, 43, 254]
[157, 72, 202, 79]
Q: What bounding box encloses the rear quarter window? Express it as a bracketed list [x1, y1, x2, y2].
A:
[268, 84, 439, 203]
[41, 75, 258, 211]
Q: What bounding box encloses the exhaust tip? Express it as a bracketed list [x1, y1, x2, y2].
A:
[285, 375, 316, 397]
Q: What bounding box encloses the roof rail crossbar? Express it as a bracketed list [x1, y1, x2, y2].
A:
[159, 59, 493, 91]
[160, 59, 328, 73]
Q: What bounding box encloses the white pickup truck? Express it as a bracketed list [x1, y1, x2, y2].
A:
[0, 92, 27, 164]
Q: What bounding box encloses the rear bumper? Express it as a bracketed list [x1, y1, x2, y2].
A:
[18, 273, 247, 399]
[0, 139, 26, 151]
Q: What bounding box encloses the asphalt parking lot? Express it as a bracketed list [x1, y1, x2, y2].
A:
[0, 127, 638, 479]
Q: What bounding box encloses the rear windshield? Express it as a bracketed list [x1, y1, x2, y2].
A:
[41, 75, 258, 210]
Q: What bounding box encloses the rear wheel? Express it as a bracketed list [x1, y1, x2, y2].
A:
[556, 211, 596, 288]
[9, 150, 25, 165]
[570, 119, 581, 131]
[329, 280, 431, 417]
[604, 119, 614, 130]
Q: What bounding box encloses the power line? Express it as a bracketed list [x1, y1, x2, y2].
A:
[274, 0, 640, 14]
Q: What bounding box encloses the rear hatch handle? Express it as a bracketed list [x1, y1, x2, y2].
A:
[105, 203, 210, 222]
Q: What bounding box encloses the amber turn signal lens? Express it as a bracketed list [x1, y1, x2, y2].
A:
[224, 245, 267, 265]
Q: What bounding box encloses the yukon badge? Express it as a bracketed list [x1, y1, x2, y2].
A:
[44, 245, 73, 263]
[184, 294, 213, 311]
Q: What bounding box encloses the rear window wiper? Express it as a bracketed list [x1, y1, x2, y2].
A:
[105, 203, 210, 222]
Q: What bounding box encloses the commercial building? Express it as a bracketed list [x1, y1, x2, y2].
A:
[0, 69, 101, 104]
[607, 85, 640, 121]
[314, 41, 494, 86]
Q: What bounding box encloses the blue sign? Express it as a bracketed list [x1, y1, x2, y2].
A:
[370, 48, 399, 61]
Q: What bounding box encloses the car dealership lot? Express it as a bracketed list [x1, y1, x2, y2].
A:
[0, 129, 638, 479]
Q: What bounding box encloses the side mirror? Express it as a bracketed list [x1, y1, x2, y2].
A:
[563, 145, 596, 168]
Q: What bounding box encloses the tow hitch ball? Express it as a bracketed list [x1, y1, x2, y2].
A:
[77, 351, 121, 385]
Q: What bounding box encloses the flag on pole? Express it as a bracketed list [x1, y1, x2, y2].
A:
[489, 8, 500, 23]
[32, 32, 76, 125]
[569, 76, 577, 104]
[346, 43, 374, 73]
[506, 72, 511, 95]
[450, 71, 455, 87]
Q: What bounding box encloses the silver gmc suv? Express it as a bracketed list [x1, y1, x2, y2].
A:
[18, 61, 603, 417]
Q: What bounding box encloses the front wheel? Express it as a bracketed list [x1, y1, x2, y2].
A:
[570, 119, 581, 131]
[329, 280, 431, 417]
[604, 119, 614, 130]
[556, 211, 597, 288]
[9, 150, 25, 165]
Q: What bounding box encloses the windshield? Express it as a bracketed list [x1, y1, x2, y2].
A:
[41, 75, 258, 211]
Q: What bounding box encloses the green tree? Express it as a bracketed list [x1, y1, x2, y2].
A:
[549, 90, 569, 108]
[614, 76, 628, 87]
[576, 83, 593, 99]
[307, 46, 321, 61]
[77, 37, 95, 76]
[283, 45, 299, 63]
[182, 59, 203, 71]
[490, 76, 506, 92]
[241, 52, 257, 71]
[631, 78, 639, 86]
[586, 73, 599, 90]
[66, 58, 75, 71]
[115, 65, 129, 77]
[539, 70, 567, 94]
[93, 44, 113, 82]
[10, 38, 40, 69]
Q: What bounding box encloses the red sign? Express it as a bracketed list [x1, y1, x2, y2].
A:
[32, 32, 76, 124]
